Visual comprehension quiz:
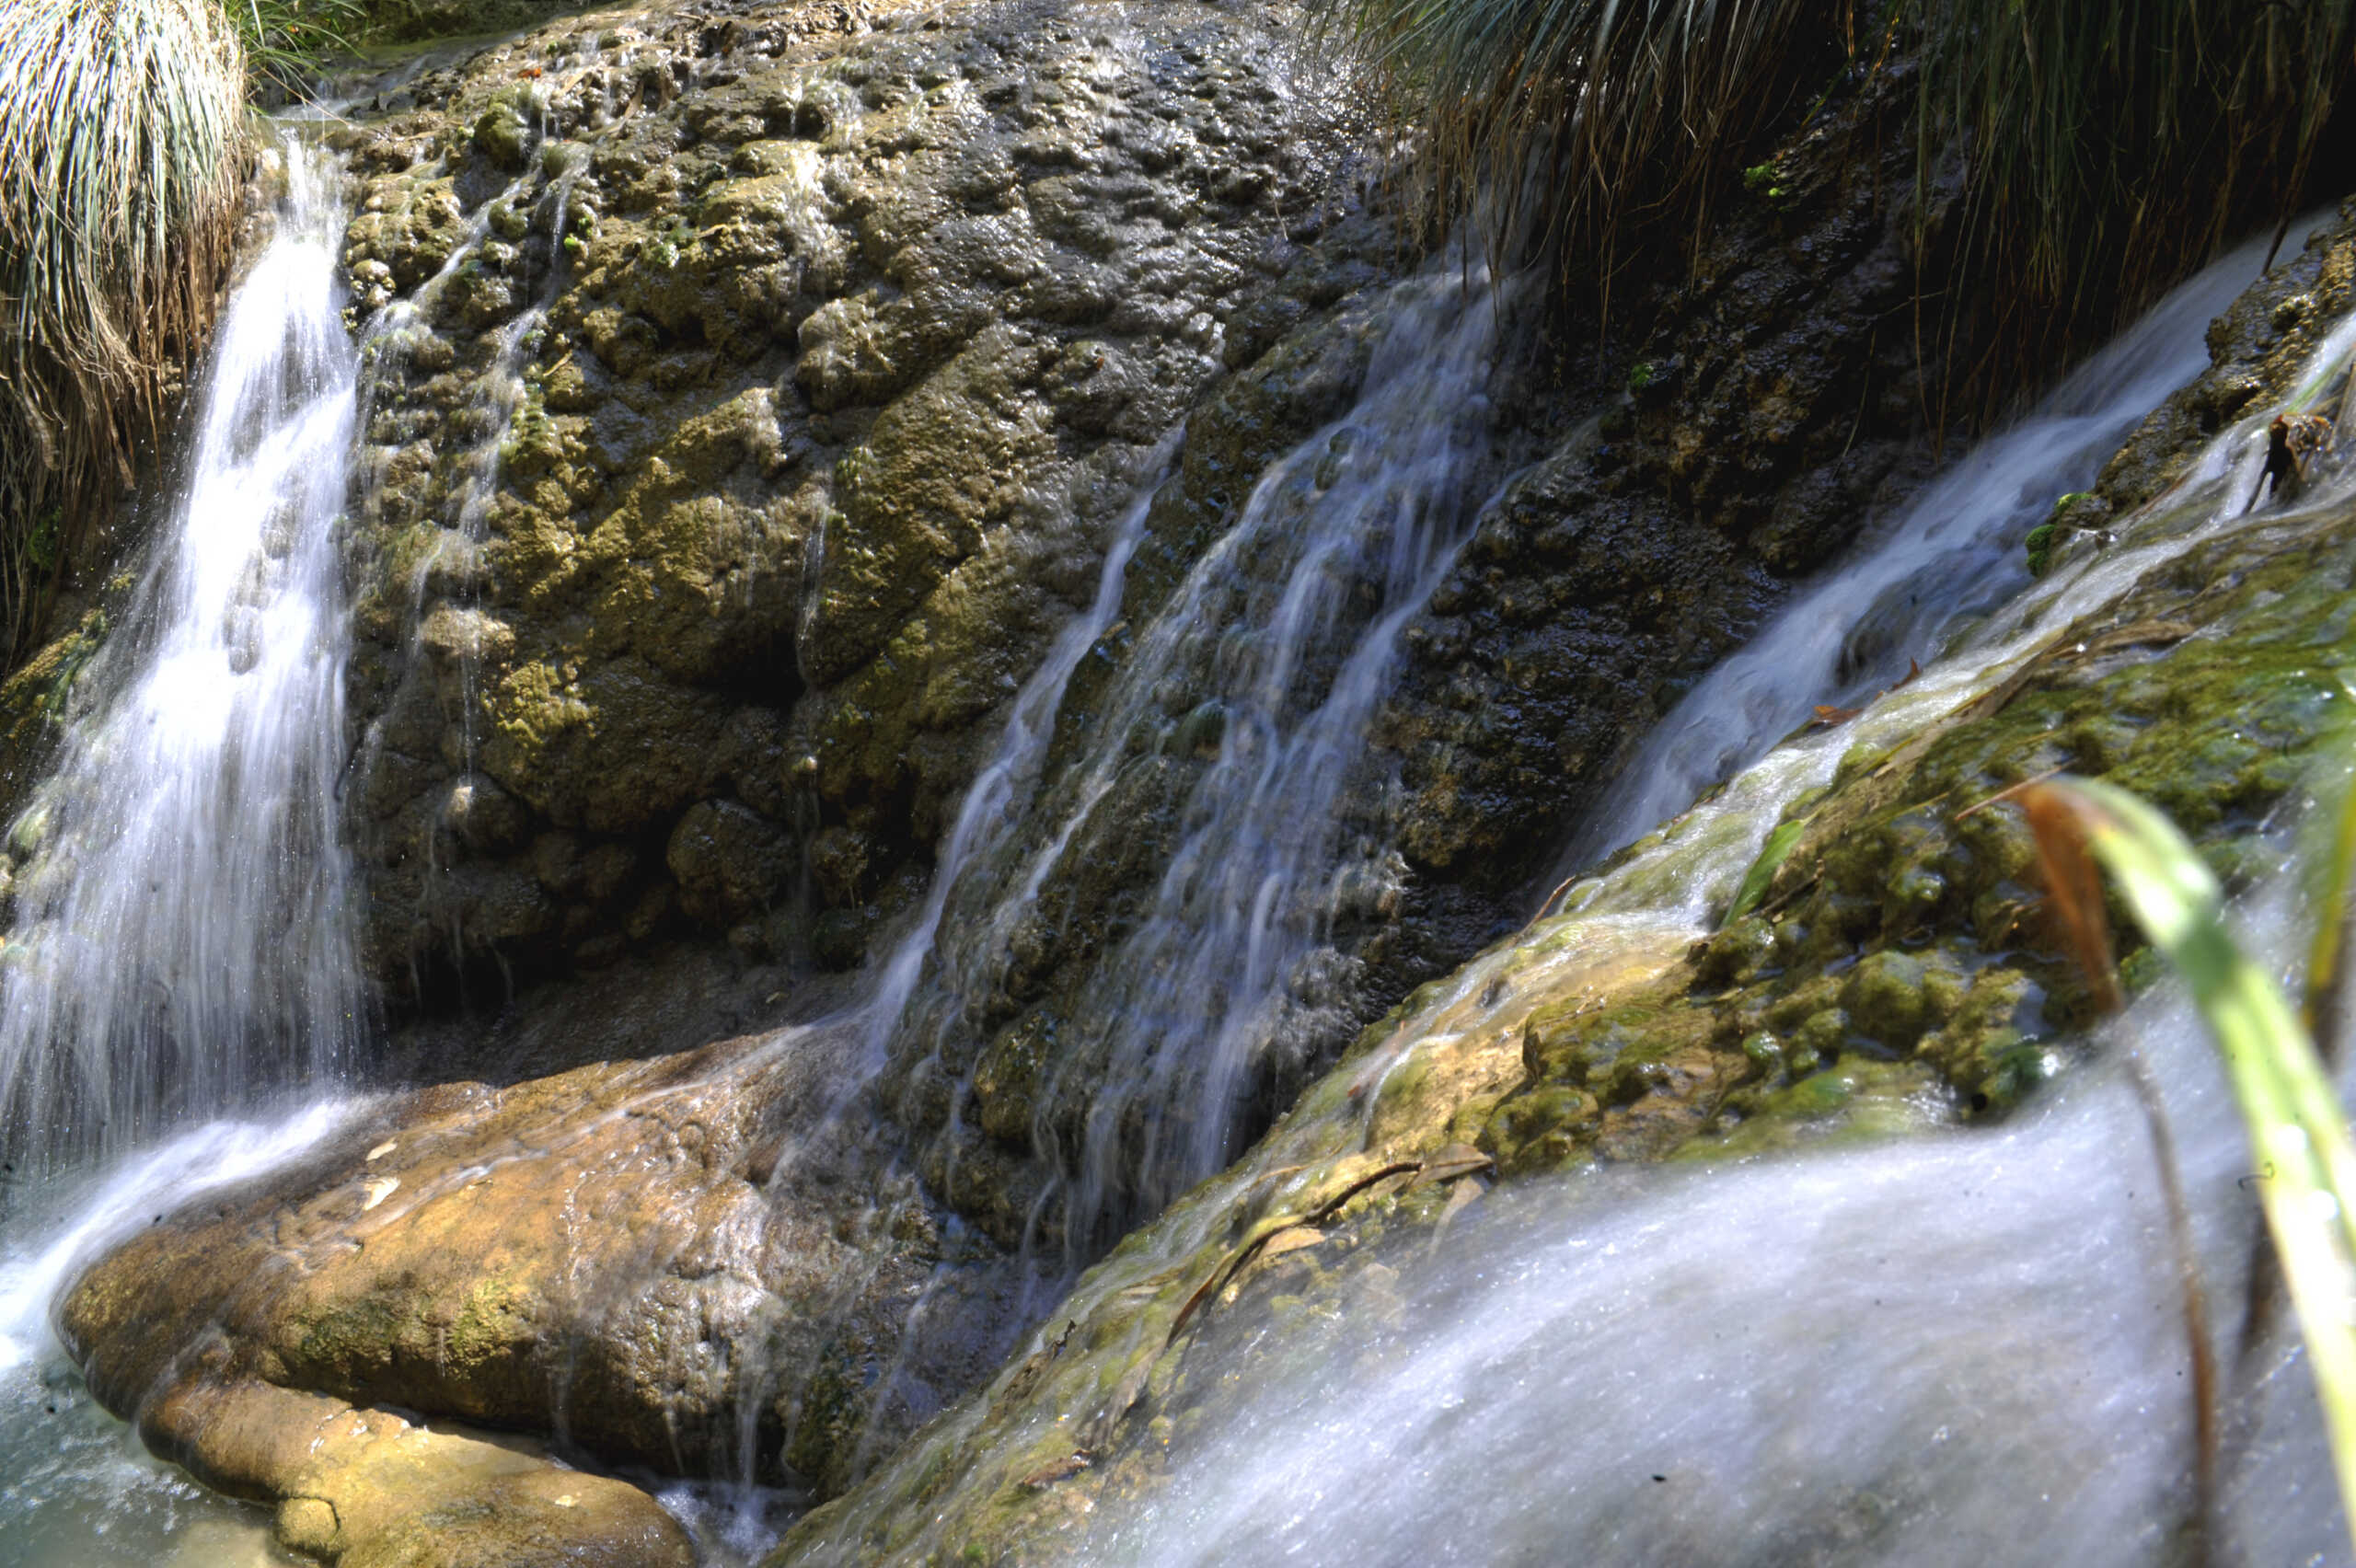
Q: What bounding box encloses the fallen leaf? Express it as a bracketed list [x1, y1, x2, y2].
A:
[2015, 781, 2123, 1014]
[1257, 1227, 1323, 1261]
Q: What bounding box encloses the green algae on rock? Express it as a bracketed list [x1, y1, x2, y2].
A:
[764, 209, 2356, 1568]
[335, 0, 1385, 1000]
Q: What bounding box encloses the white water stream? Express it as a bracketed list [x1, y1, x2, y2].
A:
[0, 133, 368, 1563]
[886, 263, 1517, 1263]
[0, 142, 362, 1173]
[1567, 225, 2294, 870]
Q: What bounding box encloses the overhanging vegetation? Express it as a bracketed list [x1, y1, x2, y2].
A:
[1318, 0, 2356, 393]
[0, 0, 246, 658]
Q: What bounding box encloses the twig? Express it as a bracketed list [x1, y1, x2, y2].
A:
[1165, 1159, 1423, 1348]
[2122, 1046, 2220, 1565]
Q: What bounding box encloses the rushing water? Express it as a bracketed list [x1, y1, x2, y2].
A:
[1565, 225, 2294, 870]
[0, 142, 362, 1173]
[888, 263, 1517, 1262]
[1088, 906, 2345, 1566]
[0, 133, 366, 1562]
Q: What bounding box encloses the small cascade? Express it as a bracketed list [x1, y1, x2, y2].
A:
[1565, 229, 2289, 870]
[0, 141, 363, 1170]
[861, 439, 1174, 1076]
[886, 262, 1517, 1260]
[797, 225, 2356, 1568]
[1546, 248, 2356, 943]
[715, 267, 1514, 1525]
[705, 447, 1172, 1551]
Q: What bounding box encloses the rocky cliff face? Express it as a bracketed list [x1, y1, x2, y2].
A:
[34, 0, 2350, 1563]
[331, 0, 1382, 1003]
[772, 204, 2356, 1568]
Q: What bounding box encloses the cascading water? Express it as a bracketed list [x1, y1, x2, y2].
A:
[688, 449, 1174, 1556]
[0, 139, 362, 1170]
[0, 134, 367, 1562]
[888, 263, 1518, 1261]
[0, 41, 2346, 1562]
[1565, 226, 2292, 871]
[1046, 231, 2356, 1568]
[700, 268, 1516, 1540]
[861, 437, 1174, 1085]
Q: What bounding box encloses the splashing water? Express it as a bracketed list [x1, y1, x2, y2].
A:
[1087, 923, 2343, 1567]
[0, 140, 363, 1171]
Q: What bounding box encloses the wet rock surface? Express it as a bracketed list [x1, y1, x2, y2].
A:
[1375, 69, 1963, 906]
[331, 0, 1382, 1003]
[772, 205, 2356, 1568]
[62, 1013, 1005, 1539]
[41, 0, 2356, 1554]
[59, 0, 1411, 1532]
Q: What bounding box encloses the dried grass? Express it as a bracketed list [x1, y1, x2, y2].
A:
[0, 0, 246, 659]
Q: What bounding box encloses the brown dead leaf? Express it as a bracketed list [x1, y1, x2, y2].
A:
[1810, 704, 1864, 727]
[1257, 1227, 1324, 1261]
[1166, 1159, 1420, 1349]
[2015, 781, 2123, 1014]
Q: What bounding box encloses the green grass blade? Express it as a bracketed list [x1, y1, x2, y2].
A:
[2300, 674, 2356, 1043]
[1724, 812, 1808, 927]
[2030, 776, 2356, 1556]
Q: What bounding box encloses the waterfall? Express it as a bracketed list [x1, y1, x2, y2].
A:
[1565, 227, 2290, 871]
[872, 227, 2356, 1568]
[0, 140, 363, 1171]
[884, 262, 1516, 1261]
[861, 437, 1174, 1078]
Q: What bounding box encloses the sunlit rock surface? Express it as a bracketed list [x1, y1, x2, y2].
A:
[27, 0, 2356, 1552]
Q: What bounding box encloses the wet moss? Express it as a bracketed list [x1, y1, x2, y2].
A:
[1467, 498, 2356, 1191]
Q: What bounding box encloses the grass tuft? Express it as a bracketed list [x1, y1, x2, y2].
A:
[1920, 0, 2356, 381]
[1313, 0, 1842, 311]
[234, 0, 368, 97]
[0, 0, 248, 659]
[1316, 0, 2356, 397]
